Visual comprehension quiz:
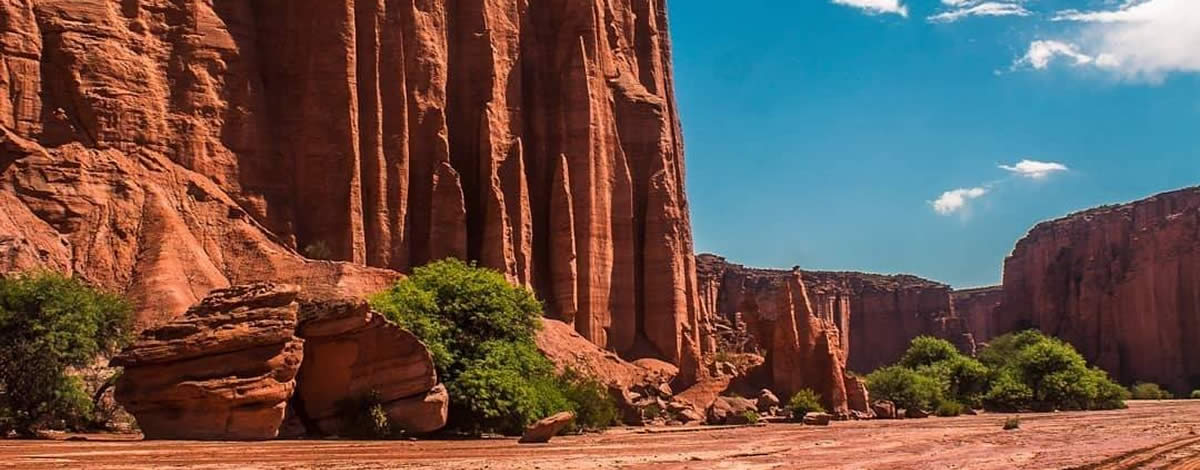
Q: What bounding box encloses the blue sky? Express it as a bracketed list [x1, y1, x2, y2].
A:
[668, 0, 1200, 288]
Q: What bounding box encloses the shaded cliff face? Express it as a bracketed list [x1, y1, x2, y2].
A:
[0, 0, 700, 373]
[952, 286, 1003, 344]
[998, 187, 1200, 394]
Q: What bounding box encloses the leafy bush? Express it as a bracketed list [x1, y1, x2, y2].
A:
[899, 336, 961, 369]
[787, 389, 826, 419]
[866, 365, 944, 411]
[557, 368, 618, 432]
[371, 259, 615, 436]
[1192, 390, 1200, 399]
[935, 401, 965, 417]
[740, 410, 760, 424]
[1129, 382, 1173, 400]
[979, 331, 1127, 412]
[0, 272, 132, 436]
[1003, 416, 1021, 430]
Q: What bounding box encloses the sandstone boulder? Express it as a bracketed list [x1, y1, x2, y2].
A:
[519, 412, 575, 444]
[706, 396, 758, 425]
[756, 389, 781, 413]
[873, 401, 897, 419]
[906, 408, 931, 419]
[803, 412, 833, 426]
[294, 296, 444, 435]
[112, 284, 304, 440]
[844, 375, 874, 417]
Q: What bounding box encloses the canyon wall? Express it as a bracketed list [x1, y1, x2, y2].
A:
[952, 286, 1003, 344]
[0, 0, 700, 374]
[997, 187, 1200, 394]
[696, 254, 973, 410]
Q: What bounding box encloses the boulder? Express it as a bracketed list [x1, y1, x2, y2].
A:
[844, 375, 873, 416]
[906, 408, 931, 419]
[803, 412, 833, 426]
[519, 412, 575, 444]
[112, 284, 305, 440]
[706, 396, 758, 425]
[872, 400, 898, 420]
[756, 389, 781, 413]
[294, 297, 445, 435]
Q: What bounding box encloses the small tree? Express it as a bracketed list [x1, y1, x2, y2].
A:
[0, 272, 132, 436]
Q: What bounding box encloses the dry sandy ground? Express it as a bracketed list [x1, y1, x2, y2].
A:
[2, 401, 1199, 470]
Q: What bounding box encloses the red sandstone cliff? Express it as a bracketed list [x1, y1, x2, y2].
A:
[697, 255, 975, 388]
[997, 187, 1200, 394]
[0, 0, 700, 375]
[952, 286, 1003, 344]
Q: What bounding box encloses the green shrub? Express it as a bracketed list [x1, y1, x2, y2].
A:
[0, 272, 132, 436]
[919, 356, 990, 408]
[740, 410, 760, 424]
[866, 365, 944, 411]
[978, 331, 1126, 412]
[935, 401, 965, 417]
[371, 259, 612, 436]
[787, 389, 826, 419]
[899, 336, 961, 369]
[1003, 416, 1021, 430]
[557, 368, 618, 432]
[1129, 382, 1173, 400]
[1191, 390, 1200, 399]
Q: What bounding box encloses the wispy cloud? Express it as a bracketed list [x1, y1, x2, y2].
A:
[999, 159, 1070, 179]
[1013, 0, 1200, 82]
[832, 0, 909, 17]
[1013, 40, 1104, 70]
[932, 187, 988, 215]
[929, 1, 1031, 23]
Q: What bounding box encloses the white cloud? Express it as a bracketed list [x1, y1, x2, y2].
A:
[1018, 0, 1200, 81]
[1013, 40, 1100, 70]
[929, 2, 1031, 23]
[999, 159, 1070, 179]
[832, 0, 909, 17]
[932, 187, 988, 215]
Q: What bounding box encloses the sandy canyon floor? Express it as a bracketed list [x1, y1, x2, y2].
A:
[2, 401, 1198, 470]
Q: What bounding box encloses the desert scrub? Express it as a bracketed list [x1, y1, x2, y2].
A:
[1192, 390, 1200, 399]
[1129, 382, 1173, 400]
[370, 259, 616, 436]
[337, 391, 393, 439]
[739, 410, 760, 424]
[787, 389, 826, 420]
[935, 401, 965, 417]
[0, 272, 133, 437]
[1003, 416, 1021, 430]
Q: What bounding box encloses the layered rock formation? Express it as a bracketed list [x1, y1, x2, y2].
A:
[295, 296, 446, 435]
[952, 286, 1003, 344]
[112, 284, 305, 440]
[698, 255, 975, 371]
[0, 0, 701, 376]
[696, 255, 855, 415]
[114, 283, 448, 440]
[802, 271, 975, 373]
[997, 186, 1200, 394]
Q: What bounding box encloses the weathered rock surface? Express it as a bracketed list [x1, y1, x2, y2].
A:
[112, 284, 305, 440]
[696, 255, 973, 416]
[113, 284, 447, 439]
[519, 411, 575, 444]
[997, 187, 1200, 395]
[872, 400, 897, 420]
[0, 0, 703, 380]
[294, 296, 445, 435]
[802, 412, 832, 426]
[705, 396, 757, 425]
[952, 286, 1004, 344]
